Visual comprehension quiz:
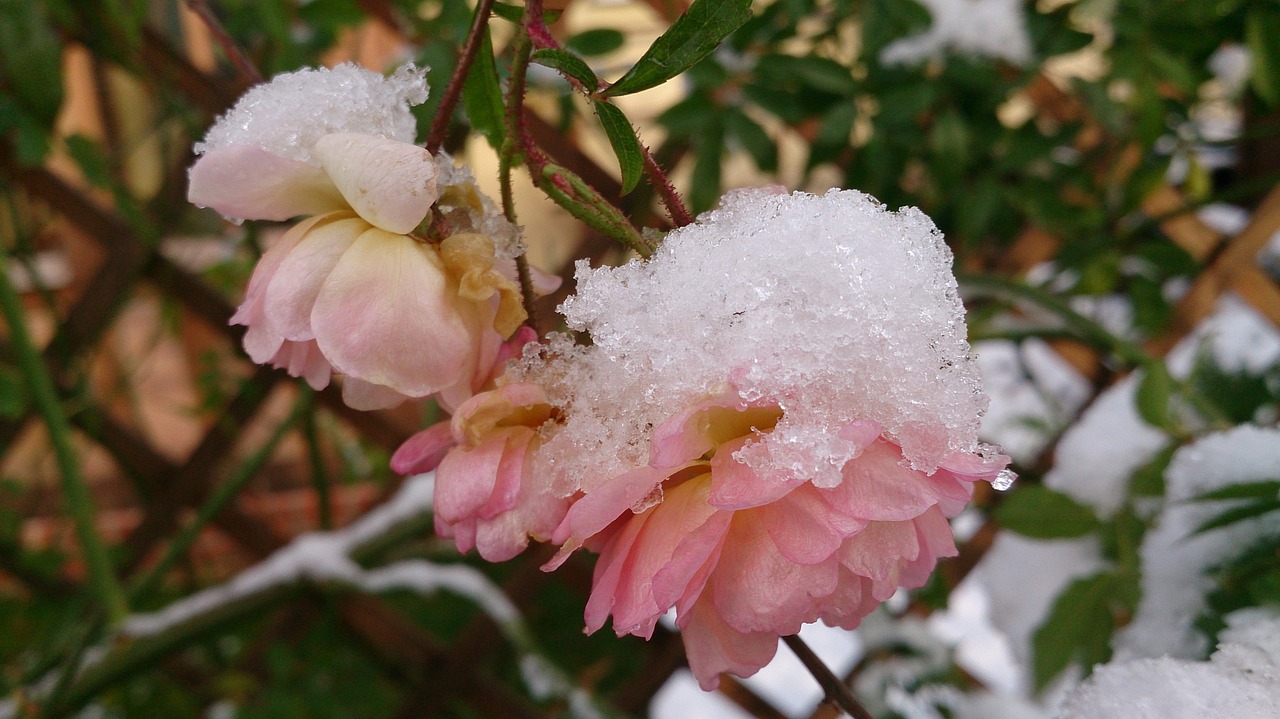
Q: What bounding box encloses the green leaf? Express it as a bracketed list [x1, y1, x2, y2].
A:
[1246, 8, 1280, 105]
[567, 28, 625, 57]
[461, 25, 505, 151]
[1190, 480, 1280, 503]
[689, 126, 723, 215]
[1032, 573, 1117, 690]
[723, 108, 776, 172]
[603, 0, 752, 97]
[994, 485, 1099, 539]
[532, 48, 598, 89]
[1129, 443, 1176, 496]
[1135, 362, 1176, 431]
[64, 135, 113, 190]
[593, 100, 644, 195]
[0, 365, 27, 419]
[0, 0, 64, 125]
[1194, 499, 1280, 535]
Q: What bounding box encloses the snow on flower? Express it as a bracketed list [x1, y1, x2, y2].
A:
[879, 0, 1033, 68]
[188, 63, 537, 409]
[506, 188, 1008, 688]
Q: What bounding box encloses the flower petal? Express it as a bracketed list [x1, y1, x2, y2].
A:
[680, 597, 779, 691]
[189, 145, 346, 221]
[312, 228, 476, 396]
[312, 133, 438, 234]
[263, 216, 368, 341]
[434, 434, 506, 524]
[390, 421, 456, 476]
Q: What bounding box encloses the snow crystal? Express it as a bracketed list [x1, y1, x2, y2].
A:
[975, 339, 1090, 466]
[880, 0, 1033, 67]
[1208, 43, 1252, 97]
[514, 188, 990, 494]
[195, 64, 427, 164]
[1059, 611, 1280, 719]
[1114, 425, 1280, 660]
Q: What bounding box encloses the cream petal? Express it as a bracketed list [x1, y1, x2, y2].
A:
[312, 228, 475, 396]
[341, 377, 406, 410]
[263, 216, 368, 341]
[313, 133, 438, 234]
[189, 145, 346, 221]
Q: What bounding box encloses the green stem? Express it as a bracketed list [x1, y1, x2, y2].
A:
[300, 386, 332, 530]
[0, 255, 129, 625]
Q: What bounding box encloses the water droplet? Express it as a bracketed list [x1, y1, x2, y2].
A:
[991, 468, 1017, 491]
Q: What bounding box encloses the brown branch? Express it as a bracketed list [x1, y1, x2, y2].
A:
[783, 634, 873, 719]
[424, 0, 497, 153]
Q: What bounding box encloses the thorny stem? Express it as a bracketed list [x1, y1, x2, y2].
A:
[498, 19, 542, 329]
[508, 0, 653, 257]
[0, 256, 130, 627]
[184, 0, 262, 85]
[782, 634, 874, 719]
[425, 0, 498, 153]
[642, 144, 693, 227]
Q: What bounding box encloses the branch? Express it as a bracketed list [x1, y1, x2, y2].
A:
[782, 634, 873, 719]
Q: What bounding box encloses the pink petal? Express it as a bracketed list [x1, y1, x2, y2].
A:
[312, 227, 477, 397]
[477, 429, 535, 520]
[648, 388, 756, 469]
[232, 214, 333, 363]
[708, 436, 802, 509]
[837, 520, 921, 583]
[679, 597, 779, 691]
[711, 517, 838, 634]
[758, 485, 848, 565]
[583, 508, 653, 635]
[262, 215, 368, 341]
[189, 145, 346, 221]
[312, 133, 438, 234]
[390, 421, 456, 476]
[826, 439, 947, 521]
[551, 465, 672, 545]
[434, 434, 506, 524]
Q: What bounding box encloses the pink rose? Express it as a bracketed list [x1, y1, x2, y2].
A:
[547, 388, 1008, 690]
[190, 133, 526, 409]
[392, 381, 570, 561]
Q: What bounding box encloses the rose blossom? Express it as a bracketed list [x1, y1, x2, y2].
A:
[187, 64, 534, 409]
[545, 387, 1006, 688]
[391, 376, 570, 561]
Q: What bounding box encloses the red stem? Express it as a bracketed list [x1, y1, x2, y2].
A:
[642, 144, 693, 227]
[425, 0, 498, 153]
[782, 634, 874, 719]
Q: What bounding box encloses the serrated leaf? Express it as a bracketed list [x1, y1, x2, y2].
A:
[532, 48, 598, 89]
[567, 28, 625, 57]
[593, 100, 644, 194]
[603, 0, 751, 97]
[1032, 573, 1116, 691]
[994, 485, 1099, 539]
[1135, 362, 1176, 431]
[461, 25, 505, 151]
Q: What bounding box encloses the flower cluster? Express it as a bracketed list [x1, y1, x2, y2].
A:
[193, 63, 1007, 692]
[395, 188, 1010, 688]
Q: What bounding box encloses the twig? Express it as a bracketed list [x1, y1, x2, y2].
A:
[184, 0, 262, 85]
[0, 256, 130, 626]
[782, 634, 873, 719]
[425, 0, 498, 153]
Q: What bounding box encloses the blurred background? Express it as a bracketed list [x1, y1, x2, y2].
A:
[1, 0, 1278, 717]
